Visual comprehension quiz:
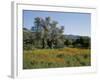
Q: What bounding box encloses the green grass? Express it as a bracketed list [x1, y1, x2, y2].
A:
[23, 48, 91, 69]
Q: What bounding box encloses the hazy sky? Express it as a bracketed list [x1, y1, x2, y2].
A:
[23, 10, 91, 36]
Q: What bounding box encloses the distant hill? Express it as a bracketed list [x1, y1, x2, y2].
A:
[63, 34, 90, 40]
[64, 35, 80, 40]
[23, 27, 90, 40]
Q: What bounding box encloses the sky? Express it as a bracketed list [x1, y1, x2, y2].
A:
[23, 10, 91, 37]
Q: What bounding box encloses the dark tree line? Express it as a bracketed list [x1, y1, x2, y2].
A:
[64, 36, 91, 48]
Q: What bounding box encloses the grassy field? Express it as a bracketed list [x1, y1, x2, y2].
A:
[23, 47, 91, 69]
